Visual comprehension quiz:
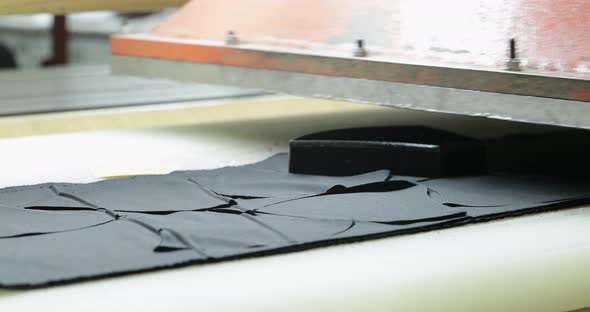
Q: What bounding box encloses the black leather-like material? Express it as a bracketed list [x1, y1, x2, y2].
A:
[1, 153, 589, 289]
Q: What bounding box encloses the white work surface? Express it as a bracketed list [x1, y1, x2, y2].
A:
[0, 100, 589, 312]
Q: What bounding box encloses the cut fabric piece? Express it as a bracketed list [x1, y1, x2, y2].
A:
[178, 155, 391, 198]
[25, 176, 230, 213]
[128, 211, 292, 257]
[250, 214, 408, 242]
[257, 185, 466, 223]
[422, 174, 590, 207]
[0, 153, 589, 289]
[0, 183, 77, 209]
[0, 221, 201, 287]
[154, 229, 192, 252]
[0, 207, 112, 238]
[235, 180, 419, 209]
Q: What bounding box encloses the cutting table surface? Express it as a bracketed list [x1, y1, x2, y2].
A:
[0, 68, 589, 311]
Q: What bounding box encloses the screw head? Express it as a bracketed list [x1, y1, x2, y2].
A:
[509, 38, 517, 59]
[353, 39, 367, 57]
[506, 38, 521, 71]
[225, 31, 238, 45]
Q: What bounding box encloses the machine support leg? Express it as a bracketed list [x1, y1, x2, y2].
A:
[42, 15, 68, 66]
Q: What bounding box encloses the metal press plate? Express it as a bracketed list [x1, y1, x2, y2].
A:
[110, 0, 590, 128]
[112, 56, 590, 130]
[111, 35, 590, 103]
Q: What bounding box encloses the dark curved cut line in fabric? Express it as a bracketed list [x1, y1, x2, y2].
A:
[24, 206, 98, 212]
[443, 203, 507, 208]
[168, 228, 212, 259]
[153, 245, 187, 252]
[232, 204, 297, 244]
[331, 220, 356, 236]
[471, 198, 590, 223]
[205, 207, 244, 215]
[186, 178, 234, 202]
[215, 194, 267, 200]
[325, 180, 415, 195]
[426, 187, 444, 203]
[113, 201, 239, 215]
[415, 177, 437, 182]
[253, 210, 467, 225]
[155, 229, 200, 255]
[50, 186, 121, 219]
[0, 219, 115, 239]
[247, 244, 267, 249]
[371, 212, 467, 225]
[262, 180, 416, 208]
[426, 186, 508, 208]
[206, 202, 258, 216]
[123, 218, 210, 258]
[188, 176, 268, 199]
[48, 186, 97, 208]
[539, 194, 590, 204]
[121, 217, 161, 234]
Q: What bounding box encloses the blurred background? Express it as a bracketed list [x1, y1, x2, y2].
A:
[0, 10, 174, 68]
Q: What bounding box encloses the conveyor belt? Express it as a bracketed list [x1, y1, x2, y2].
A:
[0, 65, 263, 116]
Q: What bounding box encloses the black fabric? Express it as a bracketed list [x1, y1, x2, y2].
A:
[1, 153, 589, 289]
[290, 126, 590, 178]
[289, 126, 486, 177]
